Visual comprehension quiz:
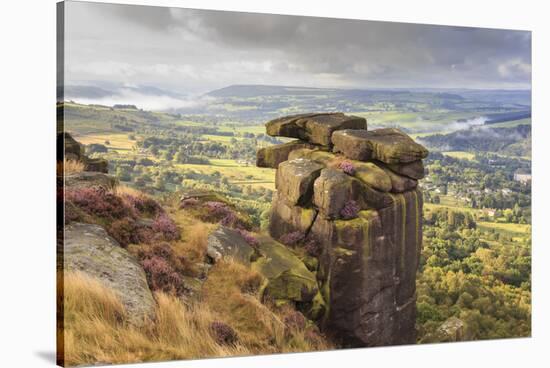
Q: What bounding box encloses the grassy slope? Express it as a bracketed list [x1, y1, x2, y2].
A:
[61, 195, 332, 365]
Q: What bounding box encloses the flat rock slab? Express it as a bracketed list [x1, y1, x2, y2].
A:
[206, 225, 257, 264]
[266, 113, 366, 146]
[256, 140, 316, 169]
[275, 158, 324, 206]
[252, 236, 319, 303]
[63, 172, 118, 190]
[332, 128, 429, 164]
[63, 222, 155, 326]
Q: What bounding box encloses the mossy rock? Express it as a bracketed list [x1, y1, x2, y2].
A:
[332, 128, 429, 164]
[421, 317, 474, 343]
[252, 236, 318, 303]
[289, 149, 392, 192]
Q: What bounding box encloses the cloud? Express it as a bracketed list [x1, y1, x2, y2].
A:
[63, 2, 532, 93]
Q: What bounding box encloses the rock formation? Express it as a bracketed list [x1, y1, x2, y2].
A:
[58, 132, 109, 173]
[257, 112, 428, 347]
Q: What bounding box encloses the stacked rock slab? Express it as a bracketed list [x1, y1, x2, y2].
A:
[257, 112, 428, 347]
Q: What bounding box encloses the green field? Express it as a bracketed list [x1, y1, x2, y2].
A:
[443, 151, 476, 160]
[76, 133, 137, 152]
[176, 159, 275, 190]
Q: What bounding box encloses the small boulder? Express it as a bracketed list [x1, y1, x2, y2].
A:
[63, 222, 156, 326]
[421, 317, 474, 343]
[266, 113, 366, 146]
[332, 128, 429, 164]
[275, 158, 324, 206]
[83, 157, 109, 173]
[256, 140, 316, 168]
[64, 172, 118, 190]
[206, 226, 257, 264]
[252, 236, 319, 303]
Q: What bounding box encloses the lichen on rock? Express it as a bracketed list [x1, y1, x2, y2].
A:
[256, 112, 429, 347]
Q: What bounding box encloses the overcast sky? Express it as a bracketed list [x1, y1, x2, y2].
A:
[64, 1, 531, 96]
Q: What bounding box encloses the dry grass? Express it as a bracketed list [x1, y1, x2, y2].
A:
[171, 210, 216, 263]
[60, 272, 250, 366]
[58, 159, 85, 176]
[202, 260, 333, 354]
[112, 184, 149, 199]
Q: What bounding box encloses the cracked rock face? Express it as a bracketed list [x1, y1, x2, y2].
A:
[275, 158, 324, 206]
[257, 113, 428, 347]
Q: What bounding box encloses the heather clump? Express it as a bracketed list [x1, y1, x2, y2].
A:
[235, 228, 259, 248]
[338, 160, 356, 175]
[209, 321, 238, 345]
[304, 239, 322, 257]
[152, 213, 181, 241]
[183, 200, 252, 230]
[141, 256, 185, 296]
[279, 231, 305, 246]
[65, 187, 180, 246]
[66, 187, 133, 220]
[340, 200, 360, 220]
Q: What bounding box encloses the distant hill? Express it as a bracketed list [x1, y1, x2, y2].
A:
[206, 84, 341, 98]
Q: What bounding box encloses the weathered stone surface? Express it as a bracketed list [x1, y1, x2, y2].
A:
[289, 149, 392, 192]
[275, 159, 324, 206]
[378, 189, 423, 305]
[379, 165, 418, 193]
[313, 169, 393, 219]
[256, 140, 315, 168]
[252, 236, 319, 303]
[58, 132, 82, 161]
[288, 148, 335, 166]
[421, 317, 474, 343]
[386, 160, 425, 180]
[63, 222, 155, 326]
[64, 172, 118, 190]
[266, 113, 366, 146]
[83, 157, 109, 173]
[255, 112, 428, 347]
[309, 190, 423, 347]
[206, 226, 257, 264]
[310, 211, 396, 346]
[332, 128, 429, 164]
[268, 192, 318, 241]
[351, 161, 392, 192]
